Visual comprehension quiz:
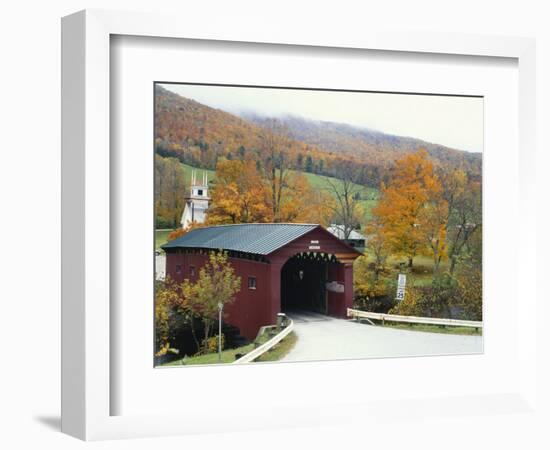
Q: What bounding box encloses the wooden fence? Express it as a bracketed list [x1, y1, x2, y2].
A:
[347, 308, 483, 329]
[233, 319, 294, 364]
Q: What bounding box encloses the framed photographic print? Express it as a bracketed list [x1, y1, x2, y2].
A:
[152, 82, 484, 368]
[61, 9, 538, 441]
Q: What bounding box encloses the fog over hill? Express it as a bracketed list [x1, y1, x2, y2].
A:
[242, 113, 481, 167]
[155, 85, 482, 187]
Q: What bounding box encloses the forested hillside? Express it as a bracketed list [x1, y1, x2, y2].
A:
[244, 114, 481, 178]
[154, 85, 481, 190]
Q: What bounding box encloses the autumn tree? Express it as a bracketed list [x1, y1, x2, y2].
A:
[155, 279, 179, 356]
[167, 221, 205, 241]
[419, 197, 449, 274]
[278, 172, 335, 226]
[372, 149, 442, 268]
[207, 156, 336, 226]
[207, 159, 272, 224]
[182, 251, 241, 354]
[155, 277, 198, 356]
[365, 217, 392, 281]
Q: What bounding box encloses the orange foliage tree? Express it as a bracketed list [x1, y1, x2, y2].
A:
[278, 172, 335, 226]
[206, 158, 335, 226]
[372, 149, 445, 268]
[206, 159, 272, 224]
[167, 221, 205, 241]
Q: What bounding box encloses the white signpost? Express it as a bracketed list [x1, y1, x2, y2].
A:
[396, 274, 407, 301]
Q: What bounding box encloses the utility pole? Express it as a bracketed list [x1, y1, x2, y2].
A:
[218, 302, 223, 363]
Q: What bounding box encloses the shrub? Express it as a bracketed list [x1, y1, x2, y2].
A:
[156, 216, 175, 229]
[390, 273, 457, 318]
[353, 255, 405, 313]
[454, 262, 482, 321]
[202, 334, 225, 354]
[390, 271, 481, 321]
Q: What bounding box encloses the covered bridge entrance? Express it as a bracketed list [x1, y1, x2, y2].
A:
[281, 252, 334, 314]
[162, 223, 362, 340]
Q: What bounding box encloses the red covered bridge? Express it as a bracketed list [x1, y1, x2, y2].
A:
[162, 223, 362, 340]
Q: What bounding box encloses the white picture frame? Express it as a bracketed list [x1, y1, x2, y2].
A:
[61, 9, 537, 441]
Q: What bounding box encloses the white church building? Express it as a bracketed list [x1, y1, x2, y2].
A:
[181, 170, 210, 228]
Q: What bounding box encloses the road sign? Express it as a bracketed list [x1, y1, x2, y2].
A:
[397, 274, 406, 287]
[326, 281, 345, 293]
[396, 274, 406, 301]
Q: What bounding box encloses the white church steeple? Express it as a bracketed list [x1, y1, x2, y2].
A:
[180, 170, 210, 228]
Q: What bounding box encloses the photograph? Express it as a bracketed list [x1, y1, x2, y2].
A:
[153, 83, 483, 367]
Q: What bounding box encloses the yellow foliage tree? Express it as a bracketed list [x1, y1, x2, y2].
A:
[182, 251, 241, 354]
[365, 216, 392, 280]
[155, 277, 195, 357]
[418, 197, 449, 273]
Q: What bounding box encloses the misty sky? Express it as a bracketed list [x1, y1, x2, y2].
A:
[161, 83, 484, 153]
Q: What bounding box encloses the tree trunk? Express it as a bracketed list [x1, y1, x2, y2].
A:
[189, 318, 200, 352]
[271, 163, 277, 220]
[202, 319, 211, 354]
[433, 259, 440, 275]
[408, 256, 413, 268]
[449, 255, 457, 274]
[433, 249, 440, 275]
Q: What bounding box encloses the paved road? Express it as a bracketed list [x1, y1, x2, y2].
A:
[281, 311, 483, 363]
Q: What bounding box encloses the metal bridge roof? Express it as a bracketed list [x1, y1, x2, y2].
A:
[161, 223, 319, 255]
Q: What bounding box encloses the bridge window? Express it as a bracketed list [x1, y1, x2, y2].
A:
[175, 264, 182, 274]
[189, 265, 196, 276]
[248, 276, 257, 290]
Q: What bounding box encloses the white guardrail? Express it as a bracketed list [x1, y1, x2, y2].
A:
[347, 308, 483, 329]
[233, 319, 294, 364]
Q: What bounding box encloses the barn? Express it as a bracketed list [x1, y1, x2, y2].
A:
[162, 223, 362, 340]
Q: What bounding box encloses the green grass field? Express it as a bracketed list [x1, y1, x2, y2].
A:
[360, 248, 449, 288]
[370, 320, 482, 336]
[155, 229, 175, 251]
[254, 331, 297, 362]
[162, 343, 256, 366]
[390, 254, 450, 288]
[298, 170, 379, 220]
[181, 163, 215, 187]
